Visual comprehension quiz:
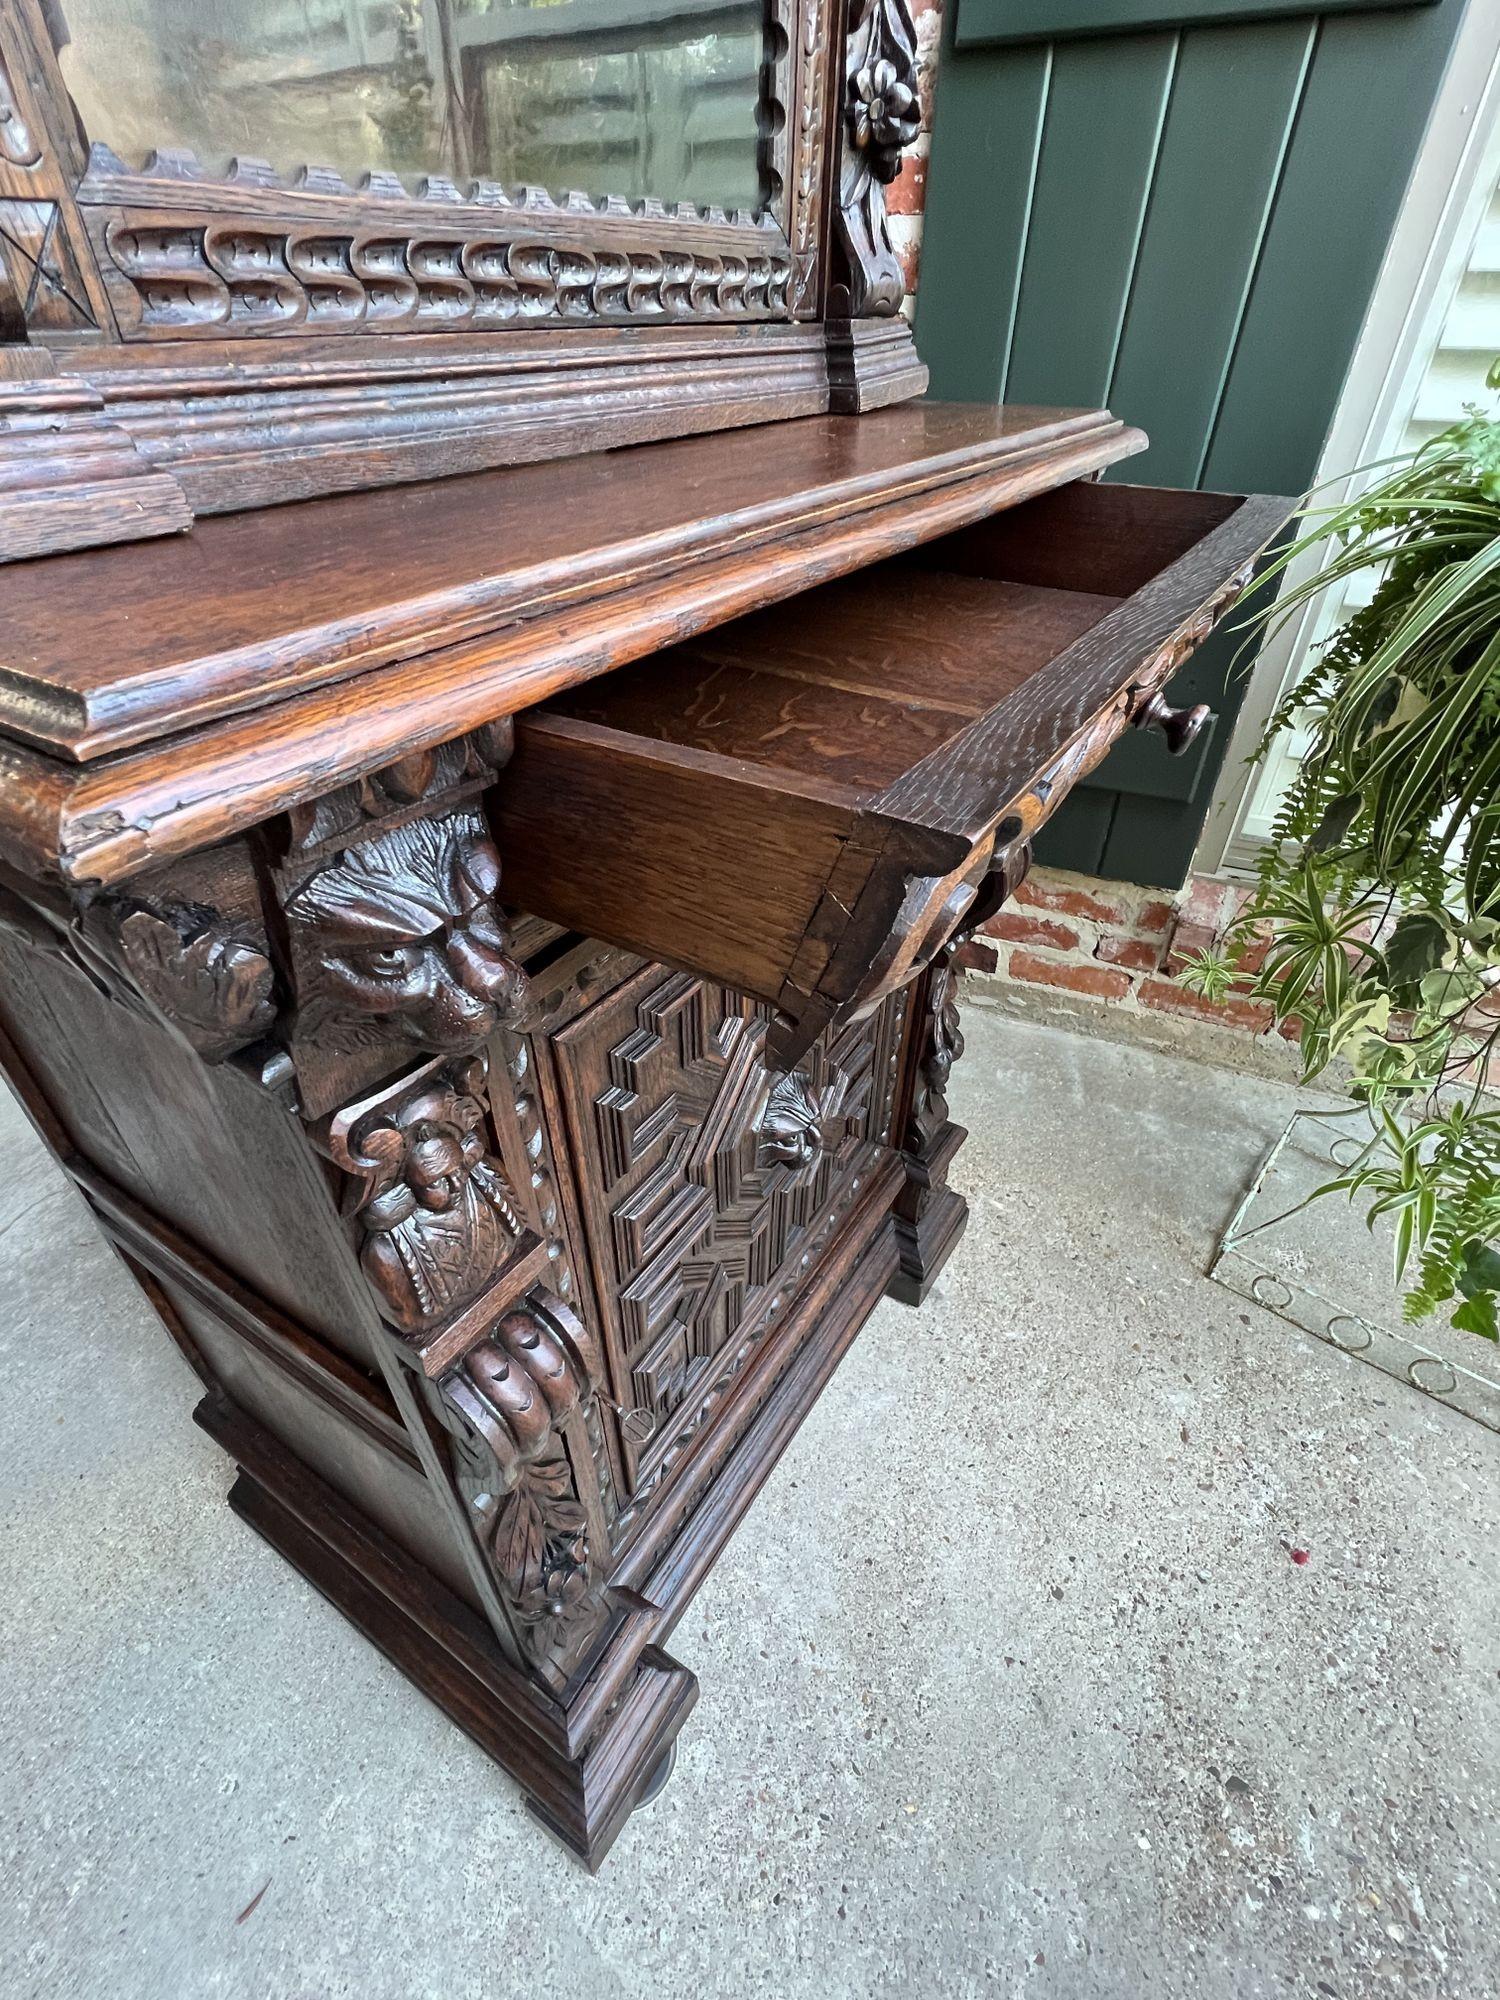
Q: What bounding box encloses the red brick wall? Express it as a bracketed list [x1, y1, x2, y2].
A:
[958, 865, 1300, 1047]
[888, 0, 944, 313]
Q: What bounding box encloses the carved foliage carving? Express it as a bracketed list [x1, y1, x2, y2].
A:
[0, 840, 279, 1065]
[441, 1291, 613, 1687]
[835, 0, 920, 315]
[276, 730, 529, 1116]
[333, 1053, 526, 1335]
[0, 883, 277, 1064]
[906, 938, 964, 1158]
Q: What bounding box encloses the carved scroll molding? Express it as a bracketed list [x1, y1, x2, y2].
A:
[788, 0, 834, 314]
[289, 745, 616, 1689]
[95, 210, 794, 339]
[834, 0, 920, 316]
[272, 726, 530, 1118]
[441, 1292, 615, 1691]
[319, 1041, 616, 1691]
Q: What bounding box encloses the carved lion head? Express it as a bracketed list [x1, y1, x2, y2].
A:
[287, 809, 527, 1060]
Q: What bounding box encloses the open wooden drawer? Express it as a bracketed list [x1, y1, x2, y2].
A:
[492, 480, 1289, 1067]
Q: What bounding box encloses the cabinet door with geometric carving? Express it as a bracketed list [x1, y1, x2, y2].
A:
[547, 965, 907, 1498]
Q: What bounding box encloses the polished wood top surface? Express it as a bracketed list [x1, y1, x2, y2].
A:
[0, 403, 1141, 763]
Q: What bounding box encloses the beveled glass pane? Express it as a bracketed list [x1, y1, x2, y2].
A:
[55, 0, 769, 214]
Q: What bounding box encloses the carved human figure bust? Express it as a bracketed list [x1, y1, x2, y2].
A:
[343, 1055, 525, 1335]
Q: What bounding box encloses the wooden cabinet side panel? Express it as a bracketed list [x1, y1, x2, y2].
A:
[0, 931, 385, 1367]
[161, 1280, 485, 1612]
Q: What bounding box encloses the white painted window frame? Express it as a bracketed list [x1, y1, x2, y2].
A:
[1196, 0, 1500, 880]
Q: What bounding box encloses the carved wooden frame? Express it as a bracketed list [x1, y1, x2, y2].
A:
[0, 0, 927, 557]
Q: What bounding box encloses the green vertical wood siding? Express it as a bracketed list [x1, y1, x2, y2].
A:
[955, 0, 1438, 45]
[917, 0, 1467, 886]
[1005, 35, 1179, 406]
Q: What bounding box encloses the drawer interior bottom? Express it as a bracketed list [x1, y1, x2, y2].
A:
[548, 572, 1120, 793]
[544, 480, 1247, 803]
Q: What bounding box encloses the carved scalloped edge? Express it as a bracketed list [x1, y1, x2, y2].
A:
[100, 212, 794, 336]
[84, 141, 780, 235]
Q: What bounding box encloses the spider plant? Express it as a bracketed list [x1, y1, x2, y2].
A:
[1188, 367, 1500, 1339]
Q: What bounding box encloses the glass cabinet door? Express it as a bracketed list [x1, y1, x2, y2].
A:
[52, 0, 770, 213]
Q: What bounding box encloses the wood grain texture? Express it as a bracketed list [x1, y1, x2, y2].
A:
[874, 488, 1289, 837]
[38, 324, 836, 531]
[0, 0, 1284, 1871]
[550, 655, 962, 787]
[683, 567, 1122, 715]
[491, 478, 1286, 1061]
[494, 718, 862, 1008]
[0, 0, 875, 544]
[0, 414, 1146, 888]
[0, 403, 1133, 761]
[0, 378, 193, 562]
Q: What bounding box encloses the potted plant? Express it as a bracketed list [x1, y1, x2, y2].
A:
[1189, 368, 1500, 1340]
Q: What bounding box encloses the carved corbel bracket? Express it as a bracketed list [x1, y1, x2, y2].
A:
[269, 724, 531, 1118]
[0, 840, 278, 1064]
[311, 949, 616, 1691]
[440, 1290, 616, 1691]
[833, 0, 921, 317]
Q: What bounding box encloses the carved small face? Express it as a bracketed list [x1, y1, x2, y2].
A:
[757, 1070, 831, 1177]
[352, 1077, 494, 1230]
[406, 1129, 469, 1213]
[288, 811, 526, 1057]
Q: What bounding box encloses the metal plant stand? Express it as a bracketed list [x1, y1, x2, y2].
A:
[1210, 1108, 1500, 1436]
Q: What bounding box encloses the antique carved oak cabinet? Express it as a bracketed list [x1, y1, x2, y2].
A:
[0, 0, 1283, 1865]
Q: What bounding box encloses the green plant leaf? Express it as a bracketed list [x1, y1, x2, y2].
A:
[1382, 911, 1450, 987]
[1306, 791, 1362, 853]
[1451, 1294, 1499, 1341]
[1457, 1239, 1500, 1299]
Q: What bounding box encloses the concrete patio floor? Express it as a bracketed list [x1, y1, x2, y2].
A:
[3, 1004, 1497, 2000]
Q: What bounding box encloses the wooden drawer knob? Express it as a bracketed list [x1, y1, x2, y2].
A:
[1135, 692, 1212, 756]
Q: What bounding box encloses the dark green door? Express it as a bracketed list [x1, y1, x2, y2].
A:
[916, 0, 1466, 886]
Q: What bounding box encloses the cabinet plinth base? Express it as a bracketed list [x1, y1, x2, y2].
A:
[888, 1187, 969, 1305]
[888, 1120, 971, 1306]
[191, 1193, 903, 1870]
[202, 1394, 697, 1873]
